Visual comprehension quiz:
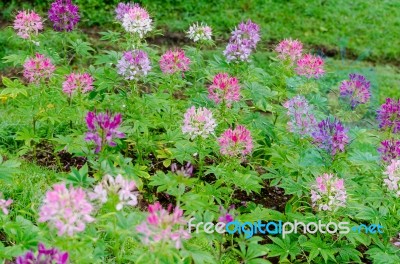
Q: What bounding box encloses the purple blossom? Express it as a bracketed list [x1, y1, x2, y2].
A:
[218, 205, 235, 223]
[115, 2, 137, 22]
[378, 139, 400, 163]
[16, 243, 68, 264]
[224, 19, 260, 62]
[117, 50, 151, 80]
[171, 162, 194, 177]
[48, 0, 80, 32]
[85, 111, 125, 153]
[377, 98, 400, 133]
[340, 74, 371, 109]
[283, 95, 317, 137]
[312, 118, 349, 156]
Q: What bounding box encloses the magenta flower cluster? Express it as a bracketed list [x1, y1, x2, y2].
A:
[218, 205, 235, 224]
[340, 74, 371, 109]
[208, 73, 240, 107]
[296, 54, 325, 79]
[224, 19, 260, 62]
[377, 98, 400, 133]
[312, 118, 349, 156]
[182, 106, 216, 140]
[275, 39, 303, 63]
[218, 125, 253, 157]
[23, 53, 56, 83]
[16, 243, 69, 264]
[48, 0, 80, 32]
[136, 202, 191, 249]
[13, 10, 43, 39]
[310, 173, 347, 211]
[159, 49, 191, 74]
[383, 159, 400, 197]
[0, 193, 12, 215]
[283, 95, 317, 137]
[62, 72, 94, 96]
[85, 111, 125, 153]
[39, 183, 94, 236]
[117, 50, 151, 80]
[88, 174, 138, 211]
[378, 139, 400, 163]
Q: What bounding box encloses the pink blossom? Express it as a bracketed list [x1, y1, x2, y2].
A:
[296, 54, 325, 79]
[136, 202, 190, 249]
[383, 159, 400, 196]
[218, 125, 253, 157]
[275, 39, 303, 62]
[23, 53, 56, 83]
[13, 10, 43, 39]
[208, 73, 240, 107]
[39, 183, 94, 236]
[159, 49, 190, 74]
[310, 173, 346, 211]
[0, 194, 12, 215]
[182, 106, 216, 140]
[121, 5, 152, 38]
[62, 72, 94, 96]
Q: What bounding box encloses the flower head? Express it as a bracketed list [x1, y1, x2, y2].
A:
[48, 0, 80, 32]
[23, 53, 56, 83]
[88, 174, 138, 211]
[383, 160, 400, 197]
[171, 162, 194, 177]
[208, 73, 240, 107]
[117, 50, 151, 80]
[378, 139, 400, 163]
[224, 19, 260, 62]
[13, 10, 43, 39]
[159, 49, 191, 74]
[115, 2, 138, 22]
[283, 95, 317, 137]
[136, 202, 191, 249]
[187, 22, 212, 42]
[312, 117, 349, 156]
[340, 74, 371, 109]
[275, 39, 303, 62]
[62, 72, 94, 96]
[310, 173, 346, 211]
[296, 54, 325, 79]
[218, 205, 235, 224]
[85, 111, 125, 153]
[218, 125, 253, 157]
[377, 98, 400, 133]
[121, 5, 152, 38]
[182, 106, 216, 140]
[0, 193, 12, 215]
[16, 243, 68, 264]
[39, 183, 94, 236]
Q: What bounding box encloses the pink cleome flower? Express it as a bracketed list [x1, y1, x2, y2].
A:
[0, 193, 12, 215]
[218, 125, 253, 157]
[159, 49, 190, 74]
[121, 5, 152, 38]
[275, 38, 303, 63]
[23, 53, 56, 83]
[208, 73, 240, 107]
[136, 202, 191, 249]
[296, 54, 325, 79]
[383, 159, 400, 197]
[62, 72, 94, 96]
[13, 10, 43, 39]
[39, 183, 94, 236]
[310, 173, 346, 211]
[182, 106, 216, 140]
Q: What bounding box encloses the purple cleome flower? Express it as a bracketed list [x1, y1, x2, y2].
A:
[379, 139, 400, 163]
[117, 50, 151, 80]
[312, 117, 349, 156]
[48, 0, 80, 32]
[377, 98, 400, 133]
[115, 2, 138, 22]
[283, 95, 317, 137]
[340, 74, 371, 109]
[16, 243, 68, 264]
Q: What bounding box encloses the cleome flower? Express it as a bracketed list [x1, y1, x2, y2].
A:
[85, 111, 125, 153]
[208, 73, 240, 107]
[0, 193, 12, 215]
[48, 0, 80, 32]
[13, 10, 43, 39]
[340, 73, 371, 109]
[39, 183, 94, 236]
[182, 106, 216, 140]
[159, 49, 191, 74]
[275, 38, 303, 63]
[117, 50, 151, 80]
[310, 173, 347, 211]
[62, 72, 94, 96]
[88, 174, 138, 211]
[171, 162, 194, 177]
[16, 243, 69, 264]
[136, 202, 191, 249]
[121, 5, 152, 38]
[295, 54, 325, 79]
[383, 159, 400, 197]
[377, 98, 400, 133]
[23, 53, 56, 84]
[218, 125, 253, 157]
[115, 2, 138, 22]
[283, 95, 317, 137]
[312, 117, 349, 156]
[378, 139, 400, 163]
[186, 22, 212, 42]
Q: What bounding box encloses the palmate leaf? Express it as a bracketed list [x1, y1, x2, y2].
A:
[0, 156, 21, 181]
[181, 244, 216, 264]
[265, 236, 301, 262]
[302, 235, 337, 263]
